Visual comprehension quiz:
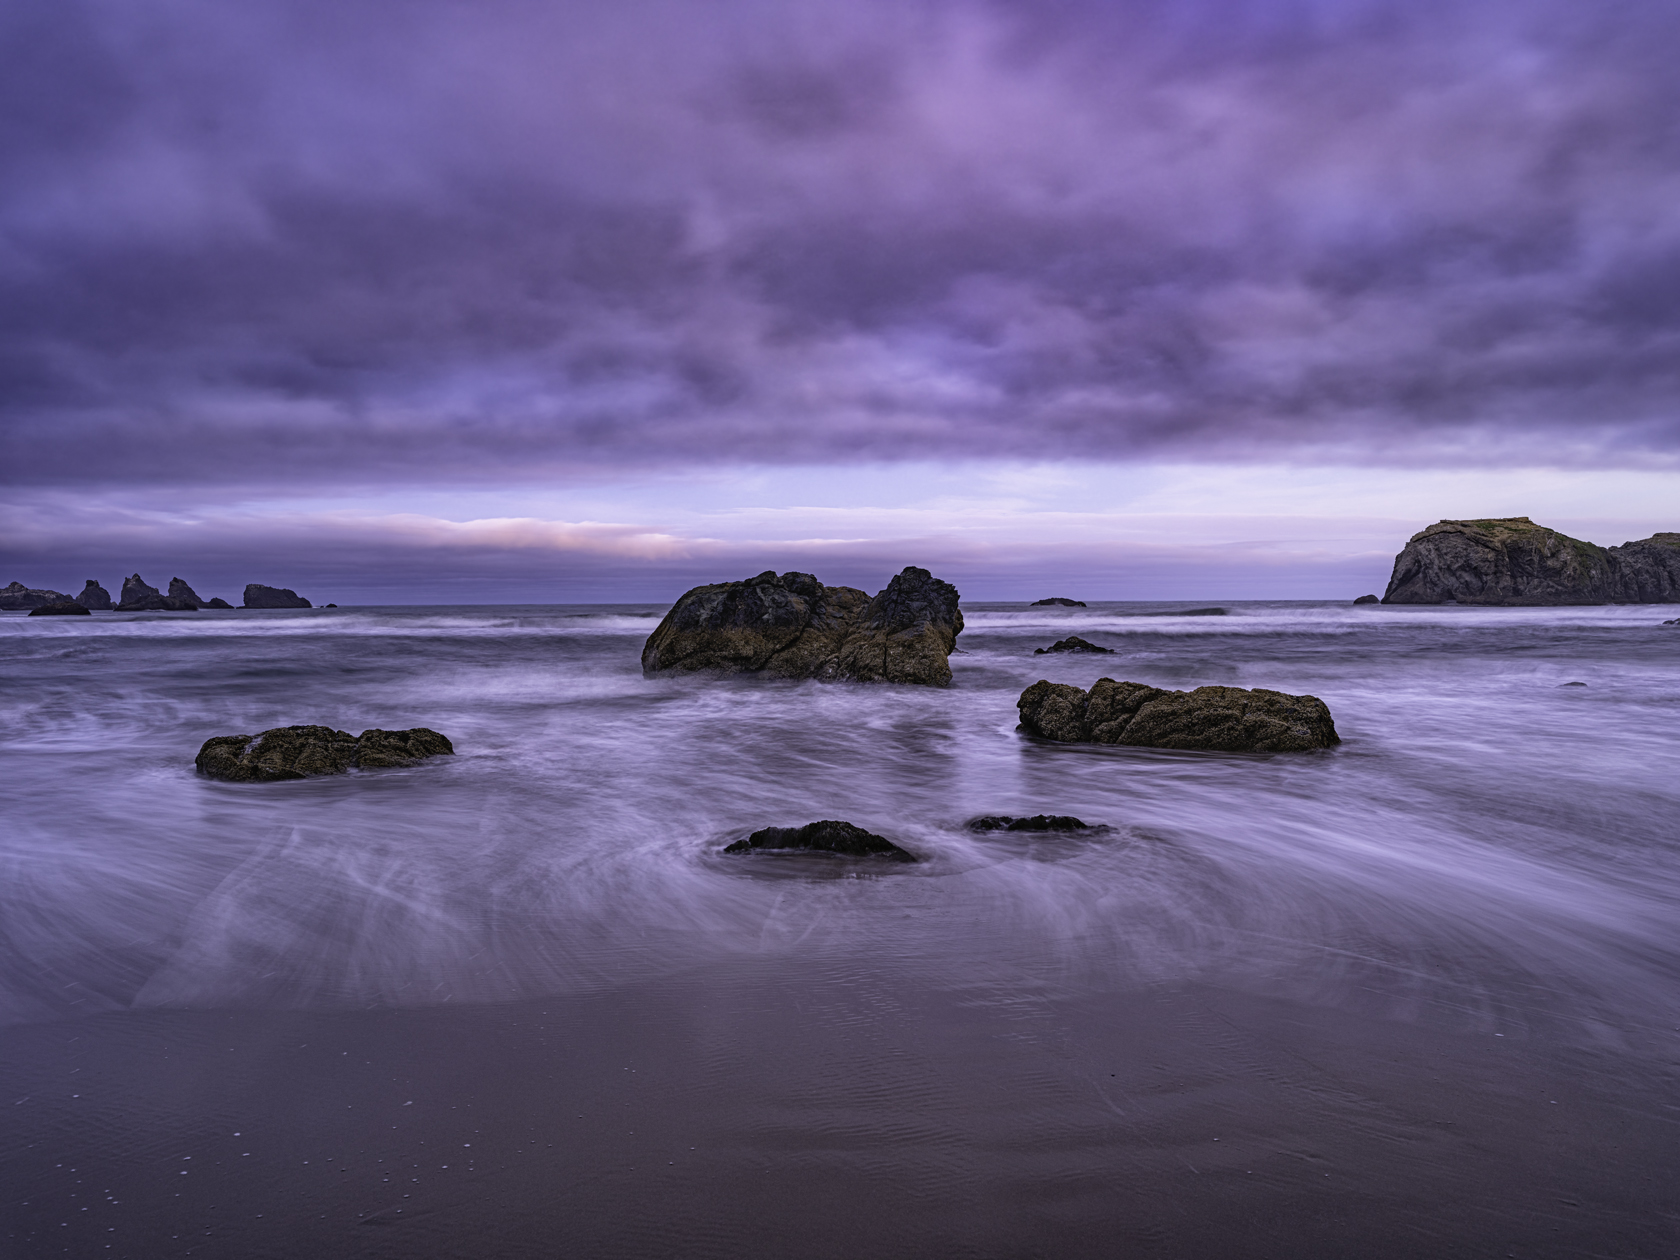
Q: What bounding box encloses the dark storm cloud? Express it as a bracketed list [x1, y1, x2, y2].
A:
[3, 0, 1679, 486]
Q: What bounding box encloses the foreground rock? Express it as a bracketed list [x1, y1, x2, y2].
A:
[642, 566, 963, 686]
[1018, 679, 1339, 752]
[969, 815, 1092, 832]
[1032, 597, 1086, 607]
[244, 584, 312, 609]
[1, 582, 72, 610]
[1383, 517, 1680, 605]
[195, 725, 453, 781]
[28, 602, 90, 616]
[723, 820, 916, 861]
[1035, 636, 1114, 655]
[75, 580, 113, 610]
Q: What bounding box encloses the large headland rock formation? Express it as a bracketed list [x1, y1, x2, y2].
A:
[1383, 518, 1680, 605]
[642, 566, 963, 686]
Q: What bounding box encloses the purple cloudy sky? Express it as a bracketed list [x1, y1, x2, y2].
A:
[3, 0, 1678, 603]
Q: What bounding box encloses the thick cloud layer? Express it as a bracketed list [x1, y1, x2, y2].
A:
[4, 0, 1679, 487]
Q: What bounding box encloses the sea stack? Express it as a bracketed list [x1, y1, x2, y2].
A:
[75, 580, 113, 610]
[0, 582, 73, 610]
[642, 566, 963, 686]
[1382, 518, 1680, 605]
[243, 584, 313, 609]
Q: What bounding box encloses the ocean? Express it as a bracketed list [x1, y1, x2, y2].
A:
[2, 600, 1676, 1258]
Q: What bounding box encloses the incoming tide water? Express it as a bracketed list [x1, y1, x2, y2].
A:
[2, 601, 1677, 1258]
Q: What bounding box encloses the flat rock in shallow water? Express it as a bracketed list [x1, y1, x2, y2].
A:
[968, 815, 1091, 832]
[724, 820, 916, 861]
[28, 602, 90, 616]
[1353, 594, 1380, 604]
[1018, 679, 1339, 752]
[1034, 636, 1113, 655]
[1031, 597, 1086, 607]
[642, 566, 962, 686]
[195, 725, 453, 782]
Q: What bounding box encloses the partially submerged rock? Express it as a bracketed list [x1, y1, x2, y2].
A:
[968, 815, 1092, 832]
[642, 566, 963, 686]
[195, 725, 453, 782]
[205, 597, 233, 609]
[1353, 594, 1380, 605]
[1382, 517, 1680, 605]
[1034, 636, 1114, 655]
[1018, 679, 1339, 752]
[724, 820, 916, 861]
[75, 580, 113, 610]
[1, 582, 72, 610]
[1032, 597, 1087, 607]
[244, 583, 313, 609]
[28, 602, 91, 616]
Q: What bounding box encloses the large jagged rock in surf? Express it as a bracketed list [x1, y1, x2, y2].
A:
[168, 578, 207, 608]
[1, 581, 72, 610]
[723, 820, 916, 862]
[75, 580, 113, 610]
[642, 566, 964, 686]
[114, 573, 197, 611]
[1382, 518, 1680, 605]
[1018, 679, 1339, 752]
[195, 725, 453, 782]
[243, 583, 312, 609]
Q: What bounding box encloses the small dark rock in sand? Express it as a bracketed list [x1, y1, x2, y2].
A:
[1035, 636, 1114, 655]
[1032, 597, 1087, 607]
[969, 815, 1091, 832]
[75, 580, 113, 610]
[244, 583, 312, 609]
[1353, 594, 1380, 604]
[1018, 679, 1338, 752]
[724, 820, 916, 862]
[195, 725, 453, 782]
[28, 602, 91, 616]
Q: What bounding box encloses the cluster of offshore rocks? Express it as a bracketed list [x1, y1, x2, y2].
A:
[5, 575, 315, 614]
[1369, 517, 1680, 605]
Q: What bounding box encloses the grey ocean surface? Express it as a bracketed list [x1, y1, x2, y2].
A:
[2, 601, 1677, 1258]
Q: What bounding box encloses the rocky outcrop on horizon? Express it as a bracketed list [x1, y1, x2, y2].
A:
[28, 602, 90, 616]
[75, 580, 113, 610]
[642, 566, 964, 686]
[195, 725, 454, 781]
[1032, 597, 1086, 607]
[115, 573, 197, 611]
[1382, 518, 1680, 605]
[1353, 594, 1380, 605]
[723, 820, 916, 861]
[243, 583, 312, 609]
[1017, 678, 1339, 752]
[1, 582, 72, 610]
[1034, 636, 1114, 654]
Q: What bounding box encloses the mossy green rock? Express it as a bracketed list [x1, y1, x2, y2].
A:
[195, 725, 453, 781]
[1018, 679, 1338, 752]
[1383, 517, 1680, 605]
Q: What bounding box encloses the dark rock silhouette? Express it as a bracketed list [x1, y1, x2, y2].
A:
[1034, 636, 1114, 655]
[28, 602, 90, 616]
[1382, 518, 1680, 605]
[114, 574, 196, 611]
[75, 580, 113, 610]
[243, 584, 312, 609]
[1032, 597, 1087, 607]
[1174, 607, 1228, 616]
[168, 578, 207, 608]
[205, 597, 233, 609]
[968, 815, 1091, 832]
[2, 582, 72, 610]
[1353, 594, 1380, 604]
[1018, 679, 1338, 752]
[723, 820, 916, 861]
[642, 566, 963, 686]
[195, 725, 453, 782]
